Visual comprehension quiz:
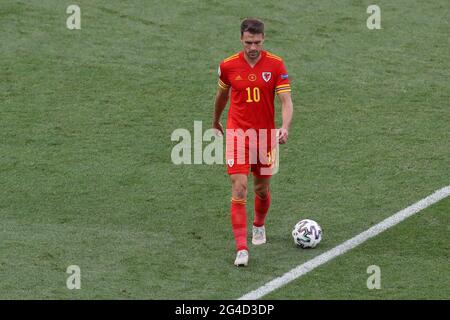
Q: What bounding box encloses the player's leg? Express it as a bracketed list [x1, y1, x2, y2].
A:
[251, 133, 276, 245]
[226, 129, 251, 265]
[230, 173, 249, 266]
[252, 175, 271, 245]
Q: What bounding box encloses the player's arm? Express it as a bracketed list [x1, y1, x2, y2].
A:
[277, 91, 293, 144]
[212, 84, 230, 136]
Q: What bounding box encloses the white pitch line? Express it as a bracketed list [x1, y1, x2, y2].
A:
[239, 185, 450, 300]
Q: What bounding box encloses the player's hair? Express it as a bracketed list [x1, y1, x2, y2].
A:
[240, 18, 264, 36]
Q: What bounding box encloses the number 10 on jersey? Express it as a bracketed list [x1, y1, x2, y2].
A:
[246, 87, 260, 103]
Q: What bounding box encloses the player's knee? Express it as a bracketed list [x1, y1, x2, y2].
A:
[233, 183, 247, 200]
[254, 185, 269, 199]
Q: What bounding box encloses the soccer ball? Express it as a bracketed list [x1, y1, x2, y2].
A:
[292, 219, 322, 248]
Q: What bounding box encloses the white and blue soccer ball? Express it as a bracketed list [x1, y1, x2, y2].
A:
[292, 219, 322, 248]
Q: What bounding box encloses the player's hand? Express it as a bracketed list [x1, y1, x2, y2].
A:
[277, 128, 289, 144]
[212, 121, 224, 137]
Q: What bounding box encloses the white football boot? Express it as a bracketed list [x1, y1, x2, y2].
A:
[252, 225, 266, 245]
[234, 249, 249, 267]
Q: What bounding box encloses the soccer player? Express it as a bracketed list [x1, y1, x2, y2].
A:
[212, 18, 294, 266]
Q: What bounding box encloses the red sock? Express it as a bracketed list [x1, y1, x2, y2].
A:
[253, 191, 271, 227]
[231, 198, 248, 251]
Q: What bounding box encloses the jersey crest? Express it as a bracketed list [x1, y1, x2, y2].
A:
[262, 72, 272, 82]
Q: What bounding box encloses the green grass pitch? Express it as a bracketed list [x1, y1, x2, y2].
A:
[0, 0, 449, 299]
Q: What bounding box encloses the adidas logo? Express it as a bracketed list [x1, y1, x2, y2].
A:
[234, 75, 243, 81]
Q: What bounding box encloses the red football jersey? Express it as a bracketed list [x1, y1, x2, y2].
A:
[218, 50, 291, 131]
